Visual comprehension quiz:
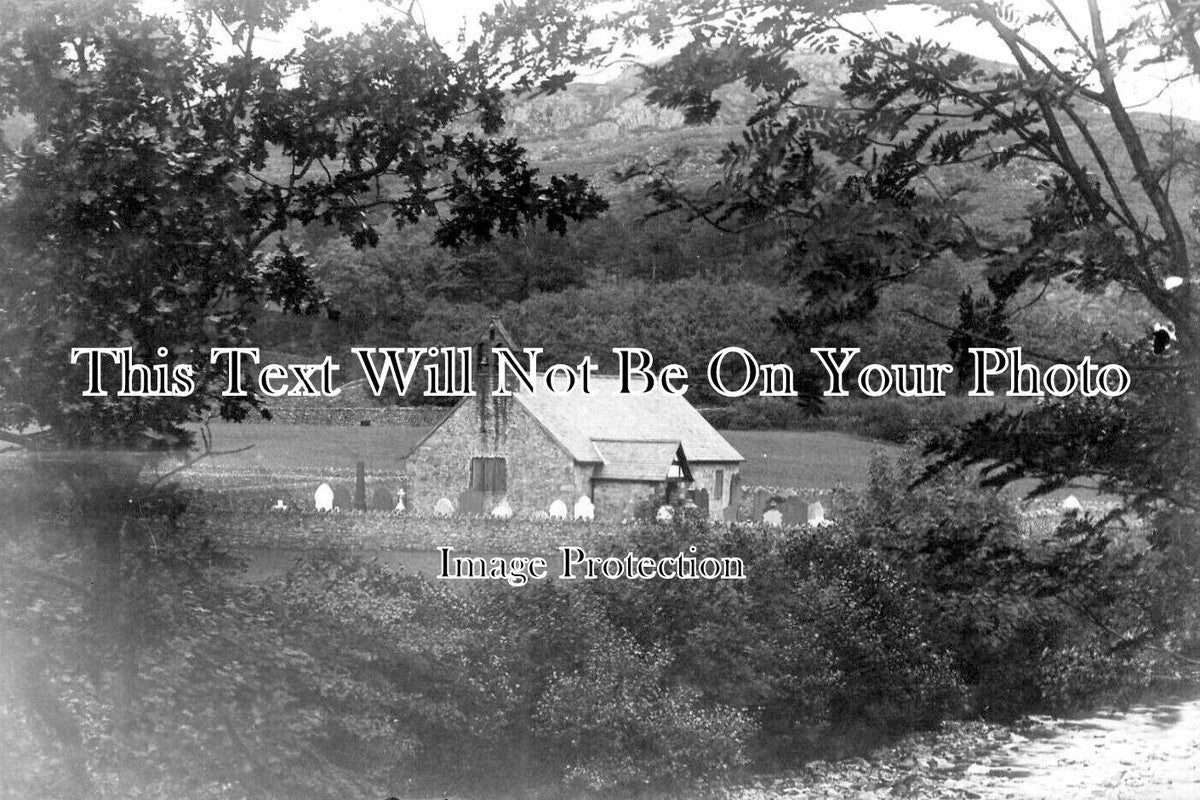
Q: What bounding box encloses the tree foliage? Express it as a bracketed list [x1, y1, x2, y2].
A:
[480, 0, 1200, 512]
[0, 0, 605, 461]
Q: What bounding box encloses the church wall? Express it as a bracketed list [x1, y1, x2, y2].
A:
[592, 480, 663, 520]
[403, 395, 589, 516]
[687, 462, 742, 521]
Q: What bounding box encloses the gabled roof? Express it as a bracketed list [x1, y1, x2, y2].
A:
[593, 439, 685, 481]
[474, 317, 519, 354]
[514, 374, 743, 464]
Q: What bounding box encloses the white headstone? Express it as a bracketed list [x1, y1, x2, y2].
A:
[394, 488, 406, 514]
[1062, 495, 1083, 512]
[549, 499, 568, 520]
[807, 501, 831, 527]
[532, 510, 550, 521]
[271, 499, 288, 512]
[762, 508, 783, 528]
[434, 497, 454, 517]
[492, 499, 513, 519]
[574, 495, 595, 522]
[314, 483, 334, 513]
[656, 505, 674, 523]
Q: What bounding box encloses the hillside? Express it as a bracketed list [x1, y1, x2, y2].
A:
[513, 53, 1197, 235]
[0, 48, 1174, 397]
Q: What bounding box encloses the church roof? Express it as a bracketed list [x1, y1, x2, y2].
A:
[592, 439, 685, 481]
[514, 374, 743, 465]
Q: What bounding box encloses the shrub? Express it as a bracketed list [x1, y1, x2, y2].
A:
[588, 521, 966, 762]
[842, 453, 1192, 716]
[534, 634, 751, 792]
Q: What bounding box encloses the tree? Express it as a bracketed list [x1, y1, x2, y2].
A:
[0, 0, 604, 777]
[480, 0, 1199, 513]
[0, 2, 604, 524]
[946, 267, 1022, 392]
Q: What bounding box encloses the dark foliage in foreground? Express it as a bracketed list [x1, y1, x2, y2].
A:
[3, 456, 1195, 799]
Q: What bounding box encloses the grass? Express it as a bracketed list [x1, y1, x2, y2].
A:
[183, 422, 895, 489]
[158, 423, 1102, 509]
[186, 422, 429, 478]
[721, 429, 901, 489]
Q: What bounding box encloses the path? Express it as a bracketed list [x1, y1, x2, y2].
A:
[955, 698, 1200, 799]
[733, 697, 1200, 800]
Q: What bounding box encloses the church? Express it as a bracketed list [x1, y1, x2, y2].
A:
[402, 319, 743, 521]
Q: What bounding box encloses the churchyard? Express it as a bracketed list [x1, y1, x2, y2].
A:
[184, 422, 895, 488]
[148, 421, 1111, 566]
[173, 422, 893, 516]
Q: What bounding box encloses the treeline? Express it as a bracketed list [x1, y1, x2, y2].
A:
[256, 199, 1151, 423]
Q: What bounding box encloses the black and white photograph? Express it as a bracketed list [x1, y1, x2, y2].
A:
[1, 0, 1198, 797]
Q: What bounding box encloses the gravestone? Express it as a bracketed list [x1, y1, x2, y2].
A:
[492, 499, 513, 519]
[355, 461, 367, 511]
[1062, 495, 1083, 512]
[531, 510, 550, 521]
[271, 499, 288, 512]
[434, 497, 454, 517]
[726, 473, 742, 522]
[394, 488, 406, 514]
[314, 483, 334, 513]
[747, 490, 771, 522]
[781, 500, 808, 527]
[762, 508, 783, 528]
[573, 495, 594, 522]
[332, 484, 353, 512]
[371, 487, 395, 512]
[656, 505, 674, 523]
[548, 499, 568, 520]
[807, 501, 831, 527]
[458, 489, 485, 515]
[692, 488, 709, 519]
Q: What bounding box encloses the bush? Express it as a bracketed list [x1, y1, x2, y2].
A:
[414, 579, 755, 795]
[534, 634, 751, 792]
[588, 521, 966, 763]
[7, 460, 1193, 800]
[842, 453, 1192, 716]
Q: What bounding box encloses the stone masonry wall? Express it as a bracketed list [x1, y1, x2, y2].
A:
[687, 462, 740, 522]
[403, 396, 590, 516]
[592, 480, 662, 520]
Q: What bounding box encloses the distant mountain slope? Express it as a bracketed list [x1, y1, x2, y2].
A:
[513, 52, 1197, 236]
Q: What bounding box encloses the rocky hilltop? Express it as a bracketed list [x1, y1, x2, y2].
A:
[504, 53, 847, 144]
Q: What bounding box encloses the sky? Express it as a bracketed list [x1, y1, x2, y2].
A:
[144, 0, 1200, 119]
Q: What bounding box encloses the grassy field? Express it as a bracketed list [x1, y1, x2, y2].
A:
[110, 422, 1101, 512]
[0, 422, 1094, 508]
[182, 423, 900, 489]
[721, 430, 901, 488]
[188, 422, 427, 477]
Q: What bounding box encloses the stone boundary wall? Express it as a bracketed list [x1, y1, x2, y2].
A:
[246, 406, 450, 427]
[201, 509, 643, 553]
[196, 502, 1141, 554]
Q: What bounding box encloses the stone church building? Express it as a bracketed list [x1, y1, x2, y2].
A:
[402, 320, 743, 521]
